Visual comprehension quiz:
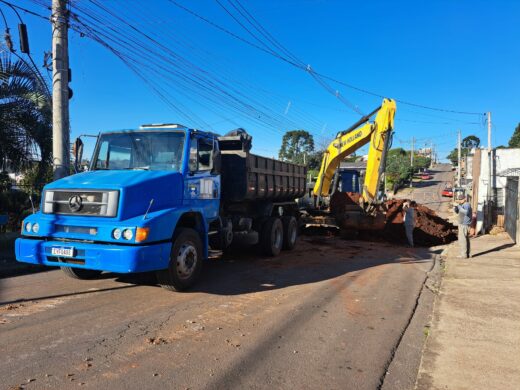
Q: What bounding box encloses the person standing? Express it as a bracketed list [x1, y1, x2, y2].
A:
[403, 200, 416, 247]
[454, 194, 472, 258]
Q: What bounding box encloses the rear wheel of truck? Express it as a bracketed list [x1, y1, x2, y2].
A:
[260, 217, 284, 256]
[156, 228, 203, 292]
[61, 267, 102, 280]
[282, 216, 298, 250]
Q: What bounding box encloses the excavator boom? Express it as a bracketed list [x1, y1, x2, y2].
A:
[313, 98, 396, 208]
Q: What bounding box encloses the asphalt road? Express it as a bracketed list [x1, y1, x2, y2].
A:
[0, 166, 453, 390]
[395, 164, 454, 218]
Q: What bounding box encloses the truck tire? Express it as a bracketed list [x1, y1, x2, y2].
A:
[156, 228, 203, 292]
[282, 216, 298, 250]
[61, 266, 102, 280]
[260, 217, 284, 256]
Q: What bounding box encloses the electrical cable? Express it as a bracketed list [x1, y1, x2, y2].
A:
[169, 0, 485, 117]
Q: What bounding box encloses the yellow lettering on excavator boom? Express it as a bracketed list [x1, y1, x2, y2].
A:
[313, 98, 396, 204]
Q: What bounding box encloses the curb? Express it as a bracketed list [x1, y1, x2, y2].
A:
[379, 251, 443, 390]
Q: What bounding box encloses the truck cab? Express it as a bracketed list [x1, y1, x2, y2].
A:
[16, 124, 221, 290]
[16, 124, 305, 291]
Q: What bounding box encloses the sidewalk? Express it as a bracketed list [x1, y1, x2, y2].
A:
[416, 233, 520, 389]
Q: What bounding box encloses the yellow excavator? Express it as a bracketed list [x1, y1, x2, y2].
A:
[309, 98, 396, 231]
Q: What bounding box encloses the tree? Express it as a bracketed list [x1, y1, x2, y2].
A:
[446, 149, 458, 165]
[386, 152, 412, 187]
[461, 135, 480, 149]
[278, 130, 314, 165]
[508, 123, 520, 148]
[0, 52, 52, 189]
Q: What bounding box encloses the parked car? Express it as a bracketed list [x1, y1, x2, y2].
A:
[442, 187, 454, 197]
[421, 173, 432, 180]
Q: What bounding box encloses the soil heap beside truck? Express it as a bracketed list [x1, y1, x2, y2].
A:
[15, 125, 306, 291]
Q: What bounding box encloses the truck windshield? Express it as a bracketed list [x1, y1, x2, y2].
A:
[93, 131, 185, 171]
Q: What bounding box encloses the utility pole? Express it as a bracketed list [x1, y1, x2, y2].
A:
[457, 129, 461, 186]
[487, 111, 493, 207]
[410, 136, 414, 188]
[487, 111, 492, 152]
[51, 0, 70, 180]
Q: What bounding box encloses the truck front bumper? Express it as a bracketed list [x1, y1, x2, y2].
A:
[15, 238, 172, 273]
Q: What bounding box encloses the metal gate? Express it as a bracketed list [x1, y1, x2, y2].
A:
[505, 177, 518, 242]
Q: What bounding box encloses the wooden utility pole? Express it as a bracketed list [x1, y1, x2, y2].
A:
[51, 0, 70, 180]
[457, 129, 462, 186]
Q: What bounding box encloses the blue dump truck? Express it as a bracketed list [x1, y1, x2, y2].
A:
[15, 124, 306, 291]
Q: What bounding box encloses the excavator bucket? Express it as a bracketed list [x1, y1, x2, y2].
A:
[329, 192, 386, 231]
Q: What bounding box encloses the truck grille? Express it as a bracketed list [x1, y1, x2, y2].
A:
[43, 190, 119, 217]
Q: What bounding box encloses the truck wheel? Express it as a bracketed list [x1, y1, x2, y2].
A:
[282, 216, 298, 250]
[61, 267, 102, 280]
[260, 217, 284, 256]
[156, 228, 203, 292]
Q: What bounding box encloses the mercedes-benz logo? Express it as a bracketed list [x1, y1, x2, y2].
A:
[68, 195, 83, 212]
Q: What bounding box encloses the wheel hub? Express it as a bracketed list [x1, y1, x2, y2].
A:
[176, 242, 197, 279]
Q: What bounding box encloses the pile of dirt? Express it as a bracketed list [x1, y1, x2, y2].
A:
[382, 199, 457, 246]
[330, 191, 361, 214]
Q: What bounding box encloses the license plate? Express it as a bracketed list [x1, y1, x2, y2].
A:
[51, 247, 75, 257]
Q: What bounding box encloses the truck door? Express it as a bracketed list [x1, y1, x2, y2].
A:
[184, 135, 220, 221]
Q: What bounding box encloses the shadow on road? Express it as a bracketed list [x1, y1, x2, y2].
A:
[0, 284, 139, 306]
[178, 238, 436, 296]
[1, 238, 439, 302]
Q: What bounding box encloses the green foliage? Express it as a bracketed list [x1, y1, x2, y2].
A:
[388, 148, 407, 157]
[446, 149, 458, 165]
[278, 130, 315, 164]
[446, 134, 480, 164]
[446, 148, 470, 165]
[0, 52, 52, 173]
[414, 155, 431, 171]
[0, 190, 30, 213]
[20, 164, 53, 196]
[461, 135, 480, 149]
[508, 123, 520, 148]
[0, 171, 11, 192]
[385, 148, 430, 188]
[386, 153, 413, 186]
[306, 150, 324, 171]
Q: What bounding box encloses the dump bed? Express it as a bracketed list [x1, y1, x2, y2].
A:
[219, 133, 306, 202]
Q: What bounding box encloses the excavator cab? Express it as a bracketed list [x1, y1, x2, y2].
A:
[304, 98, 396, 233]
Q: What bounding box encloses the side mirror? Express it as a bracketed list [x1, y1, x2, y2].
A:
[211, 150, 221, 175]
[73, 137, 84, 172]
[188, 157, 197, 175]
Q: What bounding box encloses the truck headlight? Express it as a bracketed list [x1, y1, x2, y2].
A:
[25, 222, 32, 232]
[112, 228, 122, 240]
[122, 229, 133, 240]
[32, 223, 39, 233]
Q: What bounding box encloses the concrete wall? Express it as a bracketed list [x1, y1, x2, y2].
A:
[475, 148, 520, 233]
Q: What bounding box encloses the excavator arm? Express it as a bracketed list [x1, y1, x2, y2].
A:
[313, 98, 396, 208]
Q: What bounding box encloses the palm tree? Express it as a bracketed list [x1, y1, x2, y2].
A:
[0, 51, 52, 188]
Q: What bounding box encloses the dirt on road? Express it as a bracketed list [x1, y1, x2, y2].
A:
[327, 192, 457, 247]
[383, 199, 457, 246]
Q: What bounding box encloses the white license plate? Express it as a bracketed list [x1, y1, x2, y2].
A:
[51, 247, 74, 257]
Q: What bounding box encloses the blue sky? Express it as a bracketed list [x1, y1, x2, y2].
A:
[6, 0, 520, 160]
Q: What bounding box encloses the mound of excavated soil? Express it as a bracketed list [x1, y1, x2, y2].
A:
[382, 199, 457, 246]
[327, 193, 457, 246]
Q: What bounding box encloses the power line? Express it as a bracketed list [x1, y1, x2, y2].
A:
[169, 0, 485, 117]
